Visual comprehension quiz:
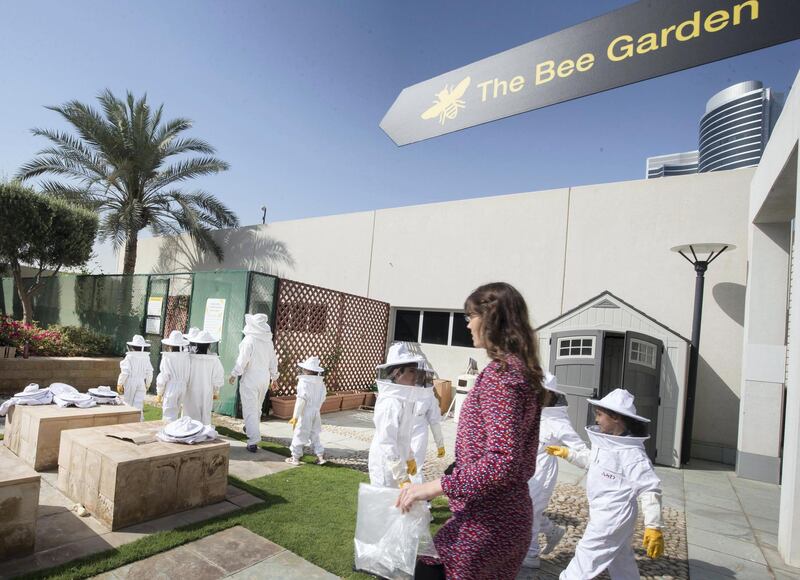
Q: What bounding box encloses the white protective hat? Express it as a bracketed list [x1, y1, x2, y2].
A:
[542, 371, 566, 396]
[162, 330, 190, 347]
[588, 388, 650, 423]
[190, 330, 219, 344]
[163, 416, 205, 439]
[298, 355, 325, 374]
[376, 342, 425, 370]
[183, 327, 201, 340]
[88, 385, 117, 398]
[14, 383, 44, 398]
[126, 335, 151, 348]
[243, 313, 271, 335]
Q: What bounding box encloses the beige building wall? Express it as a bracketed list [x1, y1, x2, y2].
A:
[127, 170, 752, 457]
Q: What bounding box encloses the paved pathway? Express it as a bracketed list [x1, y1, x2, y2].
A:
[92, 526, 337, 580]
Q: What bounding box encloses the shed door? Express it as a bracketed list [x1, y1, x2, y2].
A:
[550, 330, 604, 440]
[621, 331, 663, 461]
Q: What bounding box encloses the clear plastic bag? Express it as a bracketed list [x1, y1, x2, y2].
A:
[354, 483, 438, 580]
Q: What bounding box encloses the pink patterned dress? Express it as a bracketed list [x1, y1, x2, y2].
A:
[434, 355, 542, 579]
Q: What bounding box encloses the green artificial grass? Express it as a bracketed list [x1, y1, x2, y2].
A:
[142, 403, 162, 422]
[23, 417, 452, 580]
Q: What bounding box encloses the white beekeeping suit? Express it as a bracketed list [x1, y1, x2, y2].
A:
[368, 343, 427, 488]
[286, 356, 327, 465]
[155, 330, 191, 423]
[229, 314, 279, 449]
[524, 373, 586, 568]
[117, 335, 154, 419]
[409, 385, 445, 484]
[183, 331, 225, 426]
[555, 390, 663, 580]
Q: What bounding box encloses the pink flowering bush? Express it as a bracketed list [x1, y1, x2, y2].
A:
[0, 315, 113, 357]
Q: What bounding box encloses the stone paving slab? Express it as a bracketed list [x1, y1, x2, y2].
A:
[0, 472, 263, 578]
[225, 437, 297, 481]
[89, 526, 336, 580]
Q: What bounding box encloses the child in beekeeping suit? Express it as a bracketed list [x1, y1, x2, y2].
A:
[522, 372, 586, 569]
[368, 343, 426, 488]
[155, 330, 191, 422]
[409, 362, 445, 485]
[285, 356, 327, 465]
[547, 388, 664, 579]
[116, 334, 154, 419]
[182, 330, 224, 425]
[228, 314, 279, 453]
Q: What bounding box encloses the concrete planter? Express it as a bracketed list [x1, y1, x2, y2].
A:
[0, 356, 123, 396]
[364, 392, 377, 407]
[339, 391, 366, 410]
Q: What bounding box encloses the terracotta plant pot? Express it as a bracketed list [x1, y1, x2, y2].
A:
[339, 391, 366, 411]
[270, 395, 296, 419]
[320, 393, 342, 414]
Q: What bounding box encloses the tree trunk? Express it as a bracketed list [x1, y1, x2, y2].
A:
[122, 231, 139, 275]
[10, 262, 34, 325]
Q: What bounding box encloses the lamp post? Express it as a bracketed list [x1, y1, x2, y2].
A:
[671, 243, 735, 465]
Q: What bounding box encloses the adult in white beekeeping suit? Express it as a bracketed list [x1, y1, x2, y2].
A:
[183, 330, 225, 426]
[155, 330, 191, 422]
[368, 343, 426, 488]
[547, 388, 664, 580]
[116, 334, 154, 420]
[409, 364, 445, 485]
[285, 356, 327, 465]
[227, 314, 279, 453]
[522, 372, 587, 569]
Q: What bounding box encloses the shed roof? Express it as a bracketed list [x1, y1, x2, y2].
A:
[536, 290, 690, 343]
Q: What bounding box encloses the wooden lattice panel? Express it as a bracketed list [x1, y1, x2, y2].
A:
[272, 279, 389, 396]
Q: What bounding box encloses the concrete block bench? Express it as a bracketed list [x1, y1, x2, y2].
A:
[58, 422, 230, 530]
[0, 446, 40, 560]
[4, 404, 140, 471]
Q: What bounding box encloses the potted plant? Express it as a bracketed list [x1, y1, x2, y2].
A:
[339, 389, 366, 410]
[270, 395, 297, 419]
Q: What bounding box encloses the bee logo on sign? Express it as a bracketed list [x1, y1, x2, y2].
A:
[420, 76, 471, 125]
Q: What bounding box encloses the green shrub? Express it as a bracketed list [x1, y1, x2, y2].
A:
[50, 325, 115, 357]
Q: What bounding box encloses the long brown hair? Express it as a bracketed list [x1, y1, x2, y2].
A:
[465, 282, 544, 394]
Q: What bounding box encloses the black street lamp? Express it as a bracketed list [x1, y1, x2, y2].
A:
[671, 243, 736, 465]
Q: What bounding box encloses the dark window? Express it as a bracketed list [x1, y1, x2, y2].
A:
[421, 311, 450, 345]
[394, 310, 420, 342]
[451, 312, 473, 347]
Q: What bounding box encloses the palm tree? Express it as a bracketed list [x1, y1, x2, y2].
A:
[17, 90, 239, 274]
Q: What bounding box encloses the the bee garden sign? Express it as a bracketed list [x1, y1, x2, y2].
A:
[380, 0, 800, 146]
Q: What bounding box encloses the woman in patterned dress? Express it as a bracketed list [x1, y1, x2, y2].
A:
[396, 282, 544, 579]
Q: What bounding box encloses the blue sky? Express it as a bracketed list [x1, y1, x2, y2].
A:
[1, 0, 798, 268]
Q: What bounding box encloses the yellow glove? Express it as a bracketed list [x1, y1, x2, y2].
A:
[406, 459, 417, 476]
[399, 480, 410, 489]
[437, 447, 446, 458]
[546, 445, 569, 459]
[212, 392, 219, 400]
[116, 384, 124, 395]
[642, 528, 664, 559]
[288, 417, 298, 430]
[155, 394, 162, 404]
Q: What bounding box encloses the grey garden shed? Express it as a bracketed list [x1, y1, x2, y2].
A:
[537, 291, 690, 467]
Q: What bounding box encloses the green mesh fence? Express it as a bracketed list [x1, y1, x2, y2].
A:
[1, 269, 278, 418]
[188, 270, 249, 416]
